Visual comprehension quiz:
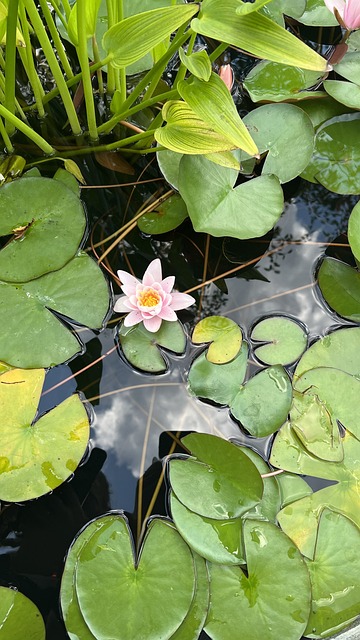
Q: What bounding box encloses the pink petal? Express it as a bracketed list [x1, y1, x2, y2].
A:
[123, 310, 143, 327]
[142, 259, 162, 286]
[169, 292, 195, 311]
[219, 64, 234, 91]
[143, 315, 162, 332]
[324, 0, 345, 17]
[344, 0, 360, 28]
[160, 275, 175, 293]
[113, 295, 132, 312]
[158, 306, 177, 321]
[117, 270, 139, 296]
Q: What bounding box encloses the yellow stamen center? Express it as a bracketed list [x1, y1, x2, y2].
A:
[138, 288, 161, 308]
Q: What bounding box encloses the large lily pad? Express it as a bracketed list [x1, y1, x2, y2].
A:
[0, 252, 109, 368]
[0, 587, 45, 639]
[118, 319, 186, 373]
[191, 316, 242, 364]
[251, 316, 307, 365]
[293, 0, 338, 26]
[0, 177, 85, 282]
[0, 368, 89, 502]
[178, 154, 284, 239]
[318, 257, 360, 322]
[204, 520, 311, 640]
[244, 60, 324, 103]
[294, 326, 360, 380]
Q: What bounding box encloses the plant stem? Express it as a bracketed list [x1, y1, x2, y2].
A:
[38, 0, 74, 78]
[60, 0, 72, 20]
[105, 0, 116, 94]
[61, 129, 155, 158]
[77, 0, 98, 140]
[4, 0, 19, 135]
[209, 42, 228, 63]
[117, 0, 127, 106]
[19, 2, 45, 117]
[0, 116, 14, 153]
[174, 29, 196, 87]
[143, 23, 188, 102]
[48, 0, 68, 29]
[97, 89, 178, 135]
[0, 105, 55, 154]
[92, 36, 104, 95]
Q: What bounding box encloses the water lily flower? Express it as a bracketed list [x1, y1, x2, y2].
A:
[114, 258, 195, 333]
[324, 0, 360, 30]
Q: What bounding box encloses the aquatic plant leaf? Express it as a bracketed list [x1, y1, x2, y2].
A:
[239, 447, 282, 523]
[0, 252, 109, 368]
[74, 515, 196, 640]
[0, 368, 89, 502]
[169, 433, 263, 520]
[301, 114, 360, 194]
[103, 5, 199, 68]
[178, 48, 212, 81]
[170, 553, 209, 640]
[333, 50, 360, 83]
[157, 149, 240, 191]
[324, 79, 360, 110]
[0, 586, 45, 640]
[294, 326, 360, 380]
[204, 520, 311, 640]
[137, 193, 188, 234]
[292, 0, 338, 25]
[118, 319, 186, 373]
[53, 167, 81, 195]
[276, 472, 312, 508]
[299, 96, 352, 130]
[192, 316, 242, 364]
[244, 60, 324, 103]
[304, 509, 360, 639]
[230, 365, 292, 437]
[270, 424, 360, 558]
[318, 257, 360, 322]
[251, 316, 307, 365]
[187, 342, 249, 406]
[236, 0, 272, 14]
[67, 0, 102, 44]
[191, 0, 327, 70]
[348, 200, 360, 262]
[240, 104, 314, 184]
[0, 177, 85, 282]
[178, 155, 284, 239]
[178, 73, 258, 156]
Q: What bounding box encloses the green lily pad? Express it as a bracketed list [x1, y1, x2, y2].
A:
[187, 342, 249, 406]
[349, 200, 360, 262]
[240, 447, 282, 522]
[333, 50, 360, 84]
[0, 177, 85, 283]
[0, 251, 109, 368]
[0, 368, 89, 502]
[192, 316, 242, 364]
[178, 154, 284, 239]
[204, 520, 311, 640]
[0, 587, 45, 639]
[294, 0, 338, 26]
[137, 193, 188, 234]
[318, 257, 360, 322]
[294, 326, 360, 380]
[230, 365, 292, 437]
[118, 319, 186, 373]
[324, 80, 360, 110]
[74, 515, 196, 640]
[170, 553, 209, 640]
[276, 472, 312, 508]
[244, 60, 324, 103]
[304, 509, 360, 639]
[157, 149, 183, 190]
[299, 97, 353, 130]
[169, 433, 263, 520]
[301, 114, 360, 194]
[251, 316, 307, 365]
[240, 104, 314, 184]
[270, 424, 360, 559]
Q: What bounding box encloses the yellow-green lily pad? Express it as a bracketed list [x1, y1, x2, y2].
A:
[192, 316, 242, 364]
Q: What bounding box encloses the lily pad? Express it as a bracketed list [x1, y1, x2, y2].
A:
[318, 257, 360, 322]
[137, 193, 188, 234]
[191, 316, 242, 364]
[276, 472, 312, 508]
[204, 520, 311, 640]
[0, 251, 109, 368]
[157, 149, 183, 190]
[74, 515, 196, 640]
[324, 79, 360, 110]
[304, 509, 360, 639]
[240, 446, 282, 523]
[170, 553, 209, 640]
[333, 50, 360, 84]
[169, 433, 263, 520]
[293, 0, 338, 26]
[251, 316, 307, 366]
[118, 319, 186, 373]
[349, 200, 360, 262]
[294, 326, 360, 380]
[0, 587, 45, 639]
[178, 155, 284, 239]
[244, 60, 324, 103]
[0, 176, 85, 283]
[0, 368, 89, 502]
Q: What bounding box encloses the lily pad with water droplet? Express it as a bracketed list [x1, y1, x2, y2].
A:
[192, 316, 242, 364]
[251, 316, 307, 366]
[204, 520, 311, 640]
[318, 257, 360, 322]
[0, 368, 89, 502]
[0, 587, 45, 640]
[118, 319, 186, 373]
[169, 433, 263, 520]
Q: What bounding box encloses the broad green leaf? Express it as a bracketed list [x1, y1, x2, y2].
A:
[244, 60, 325, 103]
[75, 515, 195, 640]
[348, 30, 360, 51]
[276, 472, 312, 508]
[67, 0, 102, 44]
[241, 447, 282, 523]
[251, 316, 307, 365]
[187, 342, 249, 406]
[299, 97, 353, 130]
[230, 365, 292, 437]
[348, 200, 360, 262]
[103, 5, 199, 68]
[192, 316, 242, 364]
[118, 319, 186, 373]
[324, 79, 360, 110]
[169, 433, 263, 520]
[0, 587, 45, 640]
[301, 114, 360, 194]
[178, 155, 284, 239]
[240, 104, 314, 183]
[204, 520, 311, 640]
[204, 151, 241, 170]
[294, 326, 360, 380]
[178, 48, 211, 81]
[178, 73, 258, 156]
[333, 51, 360, 84]
[268, 0, 306, 21]
[157, 149, 240, 191]
[236, 0, 272, 14]
[170, 553, 209, 640]
[191, 0, 327, 71]
[53, 167, 81, 195]
[0, 252, 109, 368]
[318, 257, 360, 322]
[304, 510, 360, 639]
[0, 368, 89, 502]
[0, 177, 85, 282]
[137, 193, 188, 234]
[293, 0, 338, 26]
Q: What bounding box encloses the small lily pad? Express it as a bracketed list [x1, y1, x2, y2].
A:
[318, 257, 360, 322]
[137, 193, 188, 234]
[251, 316, 307, 365]
[0, 587, 45, 640]
[118, 319, 186, 373]
[348, 200, 360, 262]
[244, 60, 324, 103]
[192, 316, 242, 364]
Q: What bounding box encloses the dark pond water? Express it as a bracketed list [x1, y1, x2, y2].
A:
[0, 164, 357, 638]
